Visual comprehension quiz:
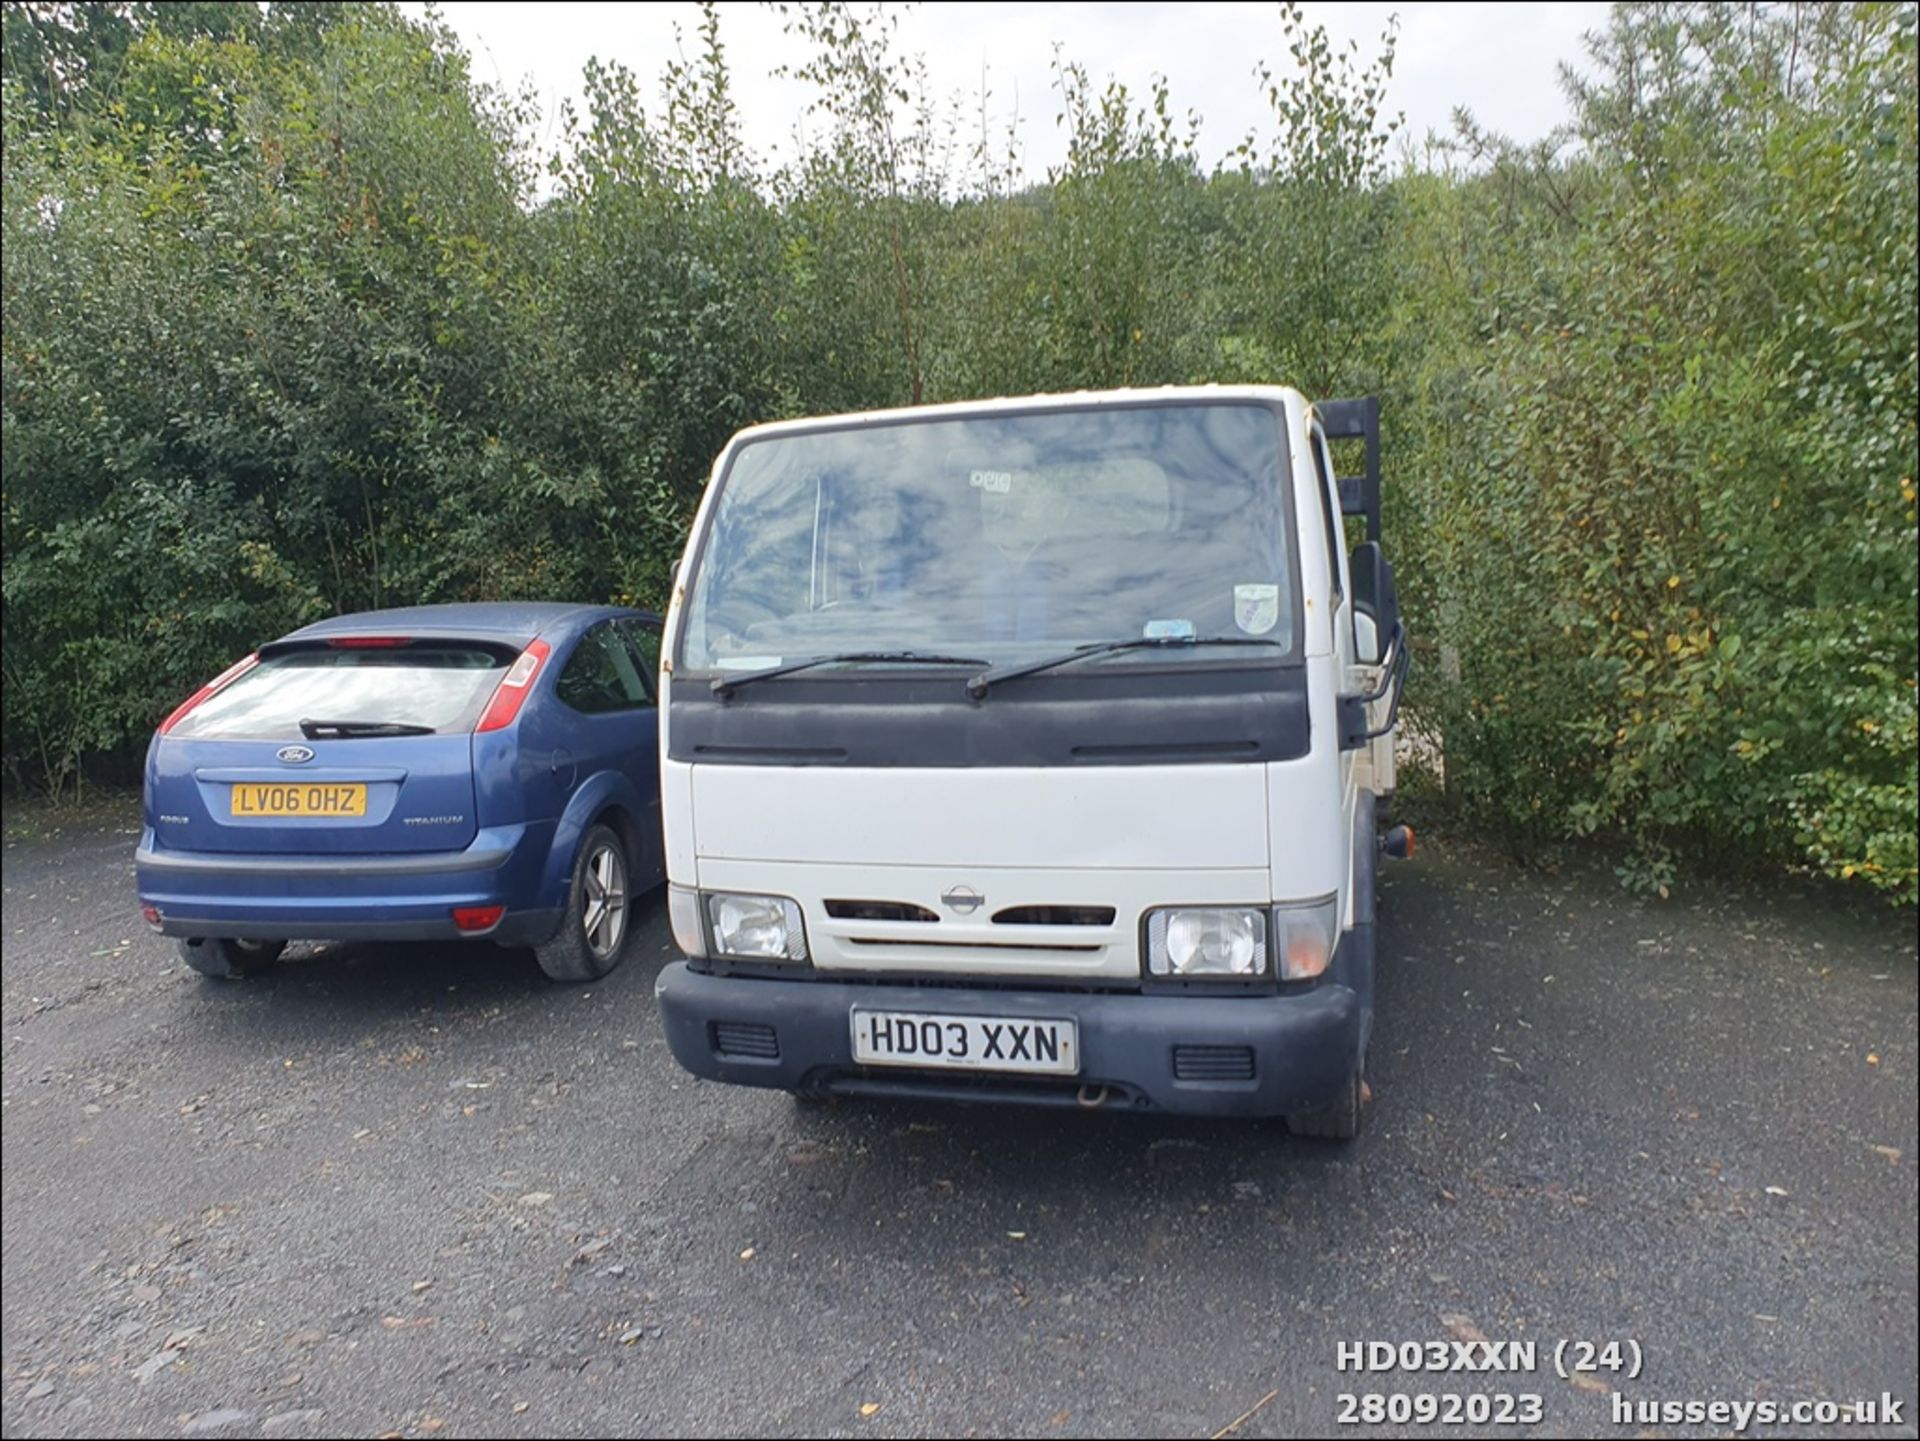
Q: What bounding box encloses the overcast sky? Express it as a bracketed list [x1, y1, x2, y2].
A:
[414, 2, 1610, 178]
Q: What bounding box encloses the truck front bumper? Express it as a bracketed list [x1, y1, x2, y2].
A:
[654, 963, 1363, 1118]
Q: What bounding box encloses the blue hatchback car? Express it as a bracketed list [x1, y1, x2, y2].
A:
[136, 603, 664, 983]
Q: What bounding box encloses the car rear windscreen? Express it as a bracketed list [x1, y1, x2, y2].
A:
[169, 645, 509, 740]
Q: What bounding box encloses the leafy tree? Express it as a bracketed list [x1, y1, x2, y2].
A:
[3, 0, 1913, 902]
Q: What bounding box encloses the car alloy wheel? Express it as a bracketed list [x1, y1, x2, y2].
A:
[581, 838, 628, 961]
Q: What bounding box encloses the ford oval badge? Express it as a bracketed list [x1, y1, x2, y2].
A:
[276, 745, 315, 764]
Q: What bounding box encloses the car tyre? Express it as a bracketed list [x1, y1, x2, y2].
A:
[178, 937, 286, 981]
[1287, 1056, 1367, 1140]
[536, 822, 632, 983]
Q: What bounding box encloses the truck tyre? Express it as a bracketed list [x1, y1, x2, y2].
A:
[1287, 1058, 1366, 1140]
[179, 937, 286, 980]
[536, 823, 631, 983]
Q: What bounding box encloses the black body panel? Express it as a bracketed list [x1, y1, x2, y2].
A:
[668, 664, 1312, 768]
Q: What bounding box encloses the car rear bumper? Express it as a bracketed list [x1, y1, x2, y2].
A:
[654, 962, 1363, 1118]
[147, 910, 564, 946]
[135, 823, 565, 946]
[135, 846, 513, 876]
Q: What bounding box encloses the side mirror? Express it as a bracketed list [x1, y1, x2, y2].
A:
[1339, 542, 1409, 751]
[1348, 541, 1399, 665]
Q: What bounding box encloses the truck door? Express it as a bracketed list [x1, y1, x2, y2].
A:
[1310, 419, 1360, 922]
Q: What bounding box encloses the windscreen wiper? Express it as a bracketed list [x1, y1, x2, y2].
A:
[966, 636, 1288, 699]
[711, 651, 989, 699]
[298, 718, 437, 738]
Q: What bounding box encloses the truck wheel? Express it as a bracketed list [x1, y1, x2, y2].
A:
[178, 937, 286, 981]
[536, 823, 631, 983]
[1287, 1061, 1366, 1140]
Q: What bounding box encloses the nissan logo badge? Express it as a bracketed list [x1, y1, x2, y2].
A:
[276, 745, 316, 764]
[941, 886, 985, 915]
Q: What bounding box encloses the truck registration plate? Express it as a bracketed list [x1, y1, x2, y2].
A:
[850, 1010, 1079, 1075]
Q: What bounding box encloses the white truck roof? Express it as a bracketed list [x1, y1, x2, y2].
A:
[724, 384, 1310, 446]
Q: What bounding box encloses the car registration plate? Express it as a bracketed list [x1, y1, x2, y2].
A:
[850, 1009, 1079, 1075]
[230, 783, 367, 818]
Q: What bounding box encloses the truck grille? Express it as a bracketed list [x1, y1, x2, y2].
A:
[843, 935, 1102, 953]
[814, 895, 1127, 978]
[823, 899, 1114, 927]
[990, 905, 1116, 926]
[824, 899, 939, 922]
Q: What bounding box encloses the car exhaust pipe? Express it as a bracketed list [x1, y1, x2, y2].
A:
[1076, 1084, 1112, 1109]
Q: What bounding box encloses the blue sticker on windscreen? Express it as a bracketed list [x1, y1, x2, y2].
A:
[1143, 619, 1195, 640]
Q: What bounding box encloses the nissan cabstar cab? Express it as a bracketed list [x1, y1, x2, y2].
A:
[653, 386, 1410, 1137]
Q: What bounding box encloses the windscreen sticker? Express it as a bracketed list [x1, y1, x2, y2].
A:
[1234, 584, 1281, 635]
[1143, 619, 1195, 640]
[713, 655, 783, 670]
[968, 469, 1013, 494]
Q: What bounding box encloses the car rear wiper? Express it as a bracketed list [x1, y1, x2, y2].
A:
[966, 636, 1288, 699]
[298, 718, 437, 738]
[711, 651, 988, 699]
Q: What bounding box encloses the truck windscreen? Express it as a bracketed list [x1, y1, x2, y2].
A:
[679, 401, 1298, 674]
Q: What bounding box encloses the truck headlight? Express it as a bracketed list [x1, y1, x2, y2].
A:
[705, 892, 808, 962]
[1146, 907, 1267, 977]
[1273, 895, 1340, 980]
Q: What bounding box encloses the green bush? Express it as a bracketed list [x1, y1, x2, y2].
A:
[1387, 3, 1917, 900]
[3, 1, 1913, 901]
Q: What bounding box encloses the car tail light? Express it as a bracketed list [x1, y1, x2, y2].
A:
[453, 905, 505, 933]
[326, 636, 411, 649]
[157, 652, 260, 735]
[475, 639, 551, 732]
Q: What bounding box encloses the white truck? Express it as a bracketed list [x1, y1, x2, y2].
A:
[653, 386, 1410, 1137]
